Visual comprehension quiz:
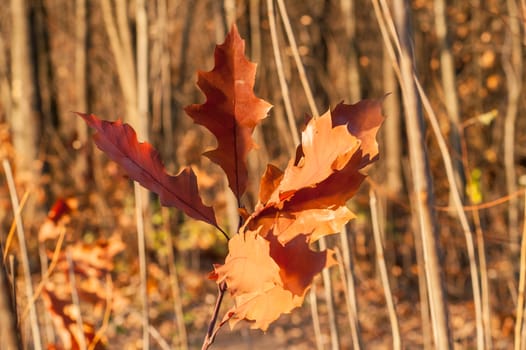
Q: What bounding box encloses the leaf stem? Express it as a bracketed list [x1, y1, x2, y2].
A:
[218, 227, 230, 241]
[201, 281, 228, 350]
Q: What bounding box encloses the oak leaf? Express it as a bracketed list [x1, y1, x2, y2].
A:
[77, 113, 218, 228]
[185, 25, 272, 200]
[212, 232, 328, 331]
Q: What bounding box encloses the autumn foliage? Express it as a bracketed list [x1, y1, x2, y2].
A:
[79, 25, 384, 334]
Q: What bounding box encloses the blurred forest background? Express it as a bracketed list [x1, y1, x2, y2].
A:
[1, 0, 526, 349]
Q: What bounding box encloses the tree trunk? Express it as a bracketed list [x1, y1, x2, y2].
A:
[9, 0, 39, 184]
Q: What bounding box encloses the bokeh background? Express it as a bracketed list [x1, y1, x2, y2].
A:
[1, 0, 525, 349]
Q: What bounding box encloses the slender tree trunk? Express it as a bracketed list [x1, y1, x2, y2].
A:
[9, 0, 39, 184]
[74, 0, 89, 190]
[0, 259, 21, 350]
[136, 0, 149, 142]
[100, 0, 140, 132]
[433, 0, 464, 203]
[340, 0, 361, 103]
[382, 44, 402, 195]
[157, 0, 175, 165]
[0, 35, 10, 123]
[392, 1, 452, 348]
[503, 0, 522, 253]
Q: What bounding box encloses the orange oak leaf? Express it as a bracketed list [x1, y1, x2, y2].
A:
[271, 109, 361, 202]
[77, 113, 218, 228]
[185, 25, 272, 200]
[225, 285, 301, 331]
[270, 207, 355, 245]
[248, 100, 384, 242]
[212, 232, 333, 330]
[212, 228, 281, 295]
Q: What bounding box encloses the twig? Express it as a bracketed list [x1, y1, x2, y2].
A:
[3, 190, 30, 261]
[435, 188, 526, 212]
[201, 281, 228, 350]
[22, 227, 66, 320]
[370, 189, 402, 349]
[134, 182, 150, 350]
[2, 159, 42, 350]
[149, 325, 171, 350]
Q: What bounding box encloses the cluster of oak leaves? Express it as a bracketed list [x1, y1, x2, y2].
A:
[77, 25, 385, 338]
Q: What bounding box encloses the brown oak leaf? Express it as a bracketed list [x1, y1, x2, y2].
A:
[78, 113, 219, 228]
[185, 25, 272, 200]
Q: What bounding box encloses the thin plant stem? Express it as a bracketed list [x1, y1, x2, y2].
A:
[22, 227, 66, 320]
[3, 190, 29, 261]
[89, 274, 113, 350]
[407, 184, 433, 350]
[275, 0, 319, 116]
[474, 202, 493, 349]
[414, 76, 484, 349]
[435, 189, 526, 212]
[66, 249, 87, 350]
[266, 0, 299, 146]
[201, 281, 228, 350]
[374, 1, 485, 347]
[370, 189, 401, 350]
[149, 325, 171, 350]
[309, 282, 324, 350]
[375, 1, 453, 347]
[134, 182, 150, 350]
[514, 191, 526, 350]
[0, 250, 21, 350]
[320, 248, 340, 350]
[334, 245, 362, 350]
[503, 0, 522, 253]
[2, 159, 42, 350]
[162, 208, 189, 350]
[460, 124, 493, 349]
